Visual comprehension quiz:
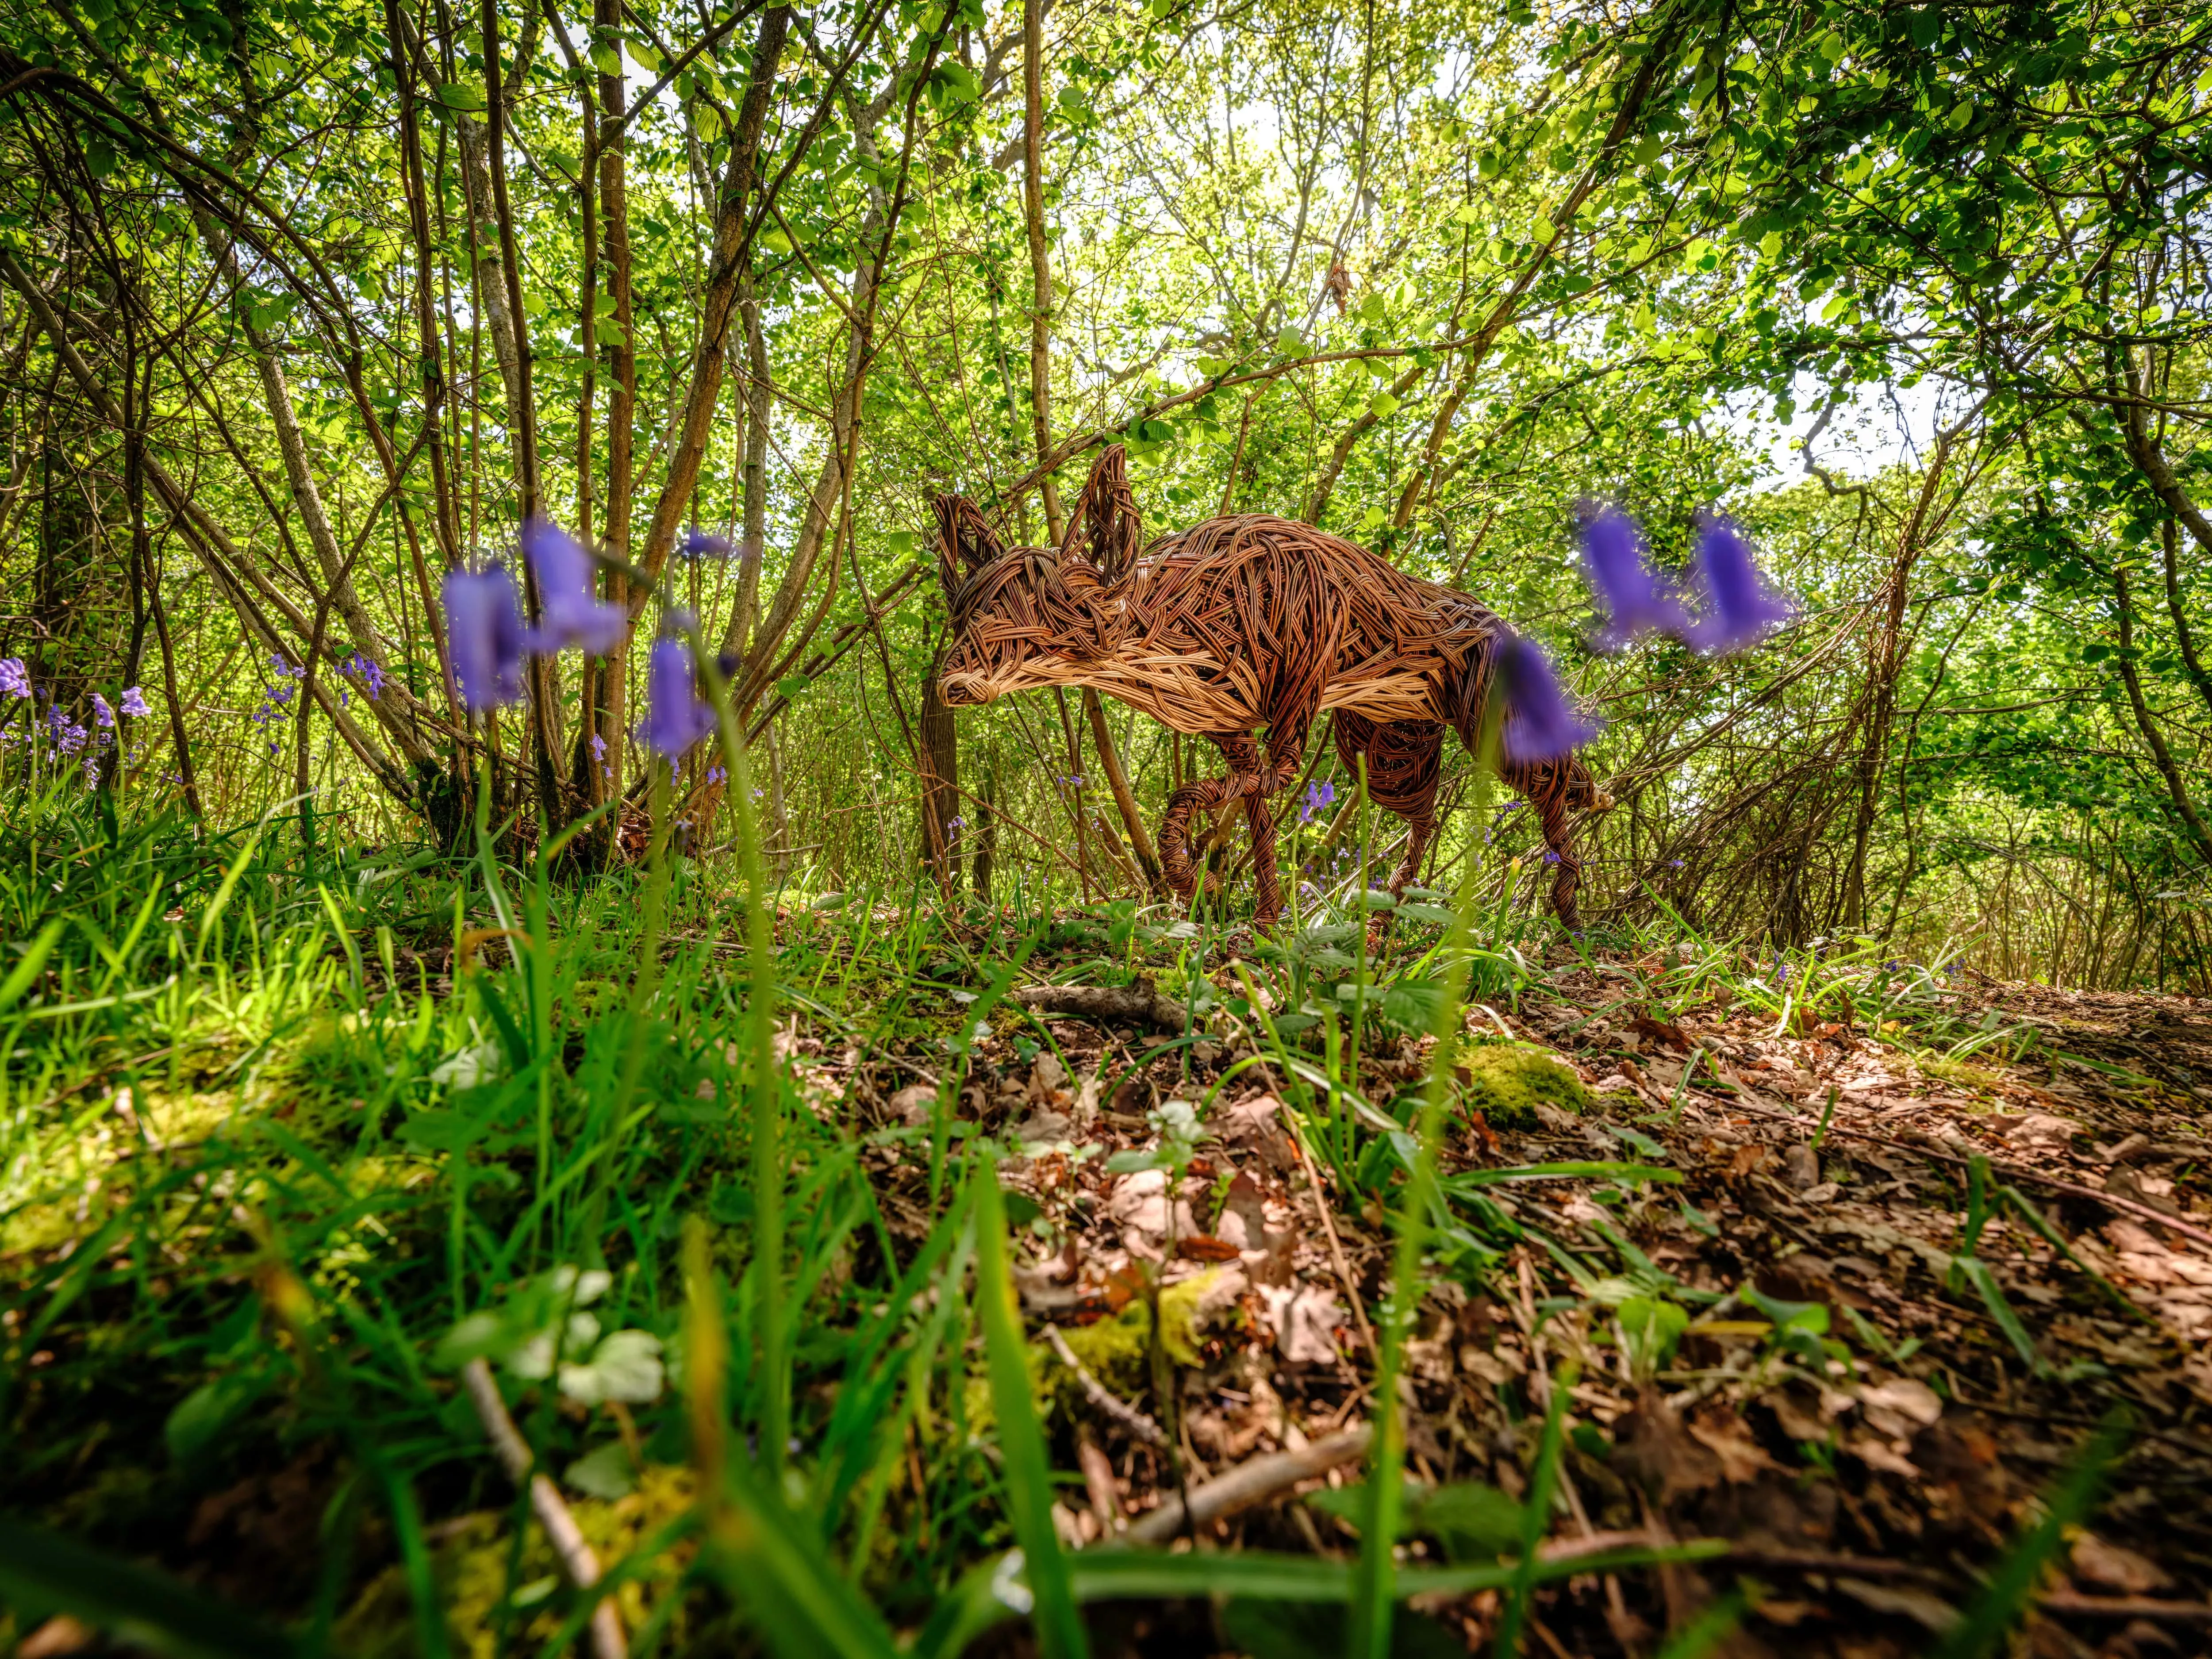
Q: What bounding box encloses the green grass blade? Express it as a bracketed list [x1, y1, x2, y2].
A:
[1930, 1410, 2128, 1659]
[0, 1513, 304, 1659]
[0, 917, 65, 1012]
[974, 1156, 1090, 1659]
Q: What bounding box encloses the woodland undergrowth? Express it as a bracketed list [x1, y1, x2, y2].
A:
[4, 787, 2210, 1659]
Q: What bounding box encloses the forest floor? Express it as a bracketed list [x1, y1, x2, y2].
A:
[7, 886, 2212, 1658]
[816, 939, 2212, 1655]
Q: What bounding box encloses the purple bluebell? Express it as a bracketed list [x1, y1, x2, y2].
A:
[1581, 504, 1689, 650]
[1498, 635, 1600, 765]
[119, 685, 150, 718]
[681, 527, 734, 559]
[1300, 780, 1337, 823]
[0, 659, 31, 699]
[443, 565, 528, 712]
[641, 637, 717, 759]
[1686, 515, 1793, 653]
[342, 654, 386, 700]
[92, 693, 115, 729]
[521, 518, 626, 656]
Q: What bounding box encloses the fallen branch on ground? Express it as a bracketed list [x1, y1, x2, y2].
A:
[1120, 1426, 1372, 1545]
[460, 1359, 627, 1659]
[1015, 977, 1190, 1032]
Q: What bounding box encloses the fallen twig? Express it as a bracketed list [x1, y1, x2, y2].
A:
[1015, 978, 1190, 1032]
[460, 1359, 627, 1659]
[2039, 1591, 2212, 1622]
[1287, 1125, 1379, 1359]
[1120, 1425, 1373, 1545]
[1045, 1324, 1164, 1446]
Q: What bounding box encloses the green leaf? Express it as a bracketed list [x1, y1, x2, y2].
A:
[776, 674, 811, 702]
[589, 43, 622, 77]
[436, 80, 485, 111]
[399, 1109, 492, 1152]
[1617, 1296, 1690, 1371]
[165, 1369, 272, 1464]
[1369, 392, 1400, 417]
[565, 1441, 636, 1499]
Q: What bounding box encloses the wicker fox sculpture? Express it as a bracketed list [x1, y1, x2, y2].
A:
[933, 446, 1608, 926]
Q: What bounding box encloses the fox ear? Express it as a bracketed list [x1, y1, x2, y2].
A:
[1065, 444, 1141, 582]
[932, 494, 1004, 599]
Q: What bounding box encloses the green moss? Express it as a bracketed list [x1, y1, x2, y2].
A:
[1919, 1054, 2008, 1096]
[963, 1268, 1232, 1435]
[1457, 1042, 1589, 1128]
[340, 1465, 696, 1658]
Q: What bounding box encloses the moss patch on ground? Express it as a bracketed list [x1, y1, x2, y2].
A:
[1457, 1042, 1590, 1128]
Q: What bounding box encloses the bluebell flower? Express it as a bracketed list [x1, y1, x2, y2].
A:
[1686, 515, 1793, 653]
[1498, 635, 1601, 765]
[641, 637, 717, 758]
[1300, 780, 1336, 823]
[443, 565, 528, 712]
[342, 653, 386, 700]
[92, 693, 115, 729]
[680, 527, 733, 559]
[1581, 504, 1689, 650]
[1667, 857, 1685, 869]
[119, 685, 150, 717]
[0, 658, 28, 699]
[521, 518, 626, 656]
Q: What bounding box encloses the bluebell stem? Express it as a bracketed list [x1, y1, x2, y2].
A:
[1687, 515, 1793, 652]
[521, 518, 626, 655]
[641, 637, 717, 759]
[0, 658, 28, 699]
[119, 685, 150, 717]
[1498, 635, 1600, 765]
[1581, 503, 1689, 649]
[443, 565, 528, 712]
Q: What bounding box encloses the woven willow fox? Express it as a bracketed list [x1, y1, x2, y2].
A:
[934, 447, 1607, 926]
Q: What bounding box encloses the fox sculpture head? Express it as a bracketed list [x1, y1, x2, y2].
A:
[932, 448, 1143, 707]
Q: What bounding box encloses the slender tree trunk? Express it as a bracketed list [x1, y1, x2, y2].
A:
[1844, 436, 1953, 931]
[1018, 0, 1152, 886]
[919, 664, 962, 899]
[589, 0, 638, 842]
[2158, 517, 2212, 724]
[478, 0, 563, 815]
[2115, 562, 2212, 868]
[1022, 0, 1063, 540]
[972, 742, 999, 902]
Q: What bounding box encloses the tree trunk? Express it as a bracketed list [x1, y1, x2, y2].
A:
[972, 742, 999, 902]
[919, 664, 962, 899]
[1844, 435, 1953, 931]
[587, 0, 639, 848]
[2114, 562, 2212, 869]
